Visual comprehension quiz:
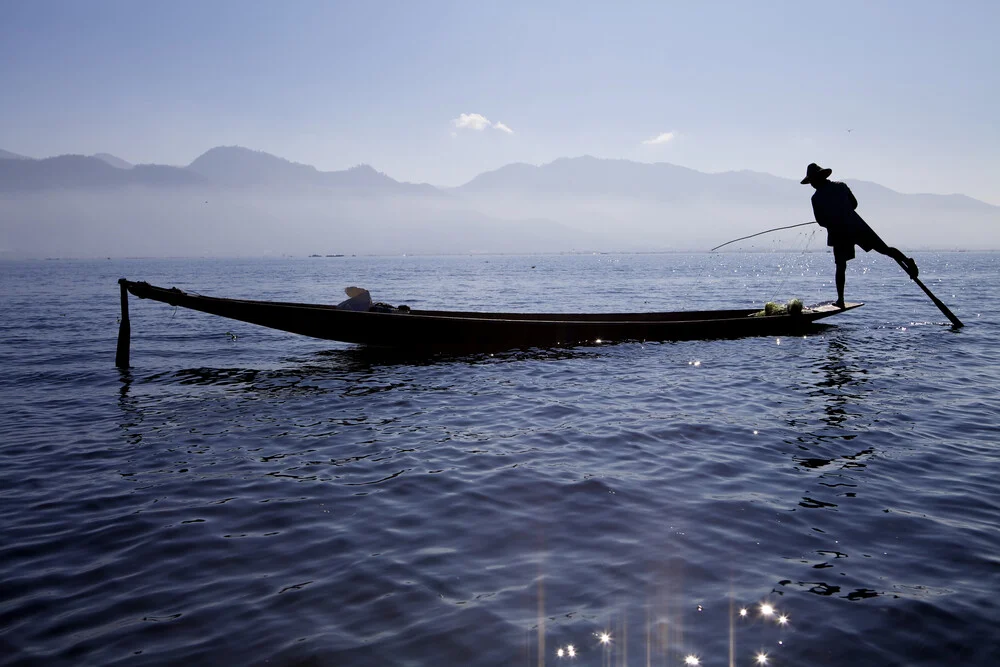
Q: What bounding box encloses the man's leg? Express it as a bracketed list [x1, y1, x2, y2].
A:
[886, 247, 919, 278]
[835, 259, 847, 308]
[871, 237, 918, 278]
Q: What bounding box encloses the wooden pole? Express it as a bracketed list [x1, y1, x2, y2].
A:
[115, 279, 131, 368]
[895, 260, 963, 328]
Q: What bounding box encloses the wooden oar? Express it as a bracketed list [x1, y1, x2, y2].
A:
[895, 259, 963, 328]
[115, 278, 131, 368]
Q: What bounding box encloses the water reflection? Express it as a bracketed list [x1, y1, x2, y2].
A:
[790, 335, 878, 474]
[116, 369, 144, 447]
[535, 594, 796, 667]
[778, 578, 882, 602]
[812, 335, 871, 428]
[794, 447, 873, 471]
[104, 318, 938, 665]
[772, 332, 895, 621]
[133, 345, 599, 395]
[313, 344, 600, 369]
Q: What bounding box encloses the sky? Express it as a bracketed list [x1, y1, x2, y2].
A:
[2, 0, 998, 203]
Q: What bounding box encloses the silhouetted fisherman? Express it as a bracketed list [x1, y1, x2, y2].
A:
[801, 162, 918, 308]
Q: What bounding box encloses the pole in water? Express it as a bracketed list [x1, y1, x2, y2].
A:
[115, 278, 131, 368]
[894, 259, 963, 328]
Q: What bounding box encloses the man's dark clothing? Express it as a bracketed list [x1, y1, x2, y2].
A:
[811, 180, 887, 262]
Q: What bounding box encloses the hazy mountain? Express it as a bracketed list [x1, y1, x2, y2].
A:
[454, 156, 1000, 251]
[459, 156, 717, 201]
[0, 146, 505, 257]
[0, 155, 204, 191]
[0, 149, 33, 160]
[92, 153, 133, 169]
[458, 156, 996, 210]
[0, 148, 996, 256]
[0, 145, 439, 195]
[187, 146, 438, 194]
[187, 146, 322, 186]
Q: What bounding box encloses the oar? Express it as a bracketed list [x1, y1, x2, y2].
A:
[894, 259, 964, 328]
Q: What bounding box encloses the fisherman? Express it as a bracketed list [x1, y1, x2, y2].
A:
[801, 162, 918, 308]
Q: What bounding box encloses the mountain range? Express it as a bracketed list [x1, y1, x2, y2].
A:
[0, 146, 439, 195]
[0, 149, 33, 160]
[1, 146, 997, 256]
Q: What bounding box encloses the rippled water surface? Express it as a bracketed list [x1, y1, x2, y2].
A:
[2, 252, 998, 666]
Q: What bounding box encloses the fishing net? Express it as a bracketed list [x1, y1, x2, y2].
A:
[711, 223, 821, 307]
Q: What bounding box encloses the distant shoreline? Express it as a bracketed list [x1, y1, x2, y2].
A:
[2, 248, 997, 261]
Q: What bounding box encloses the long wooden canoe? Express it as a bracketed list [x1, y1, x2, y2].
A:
[115, 279, 862, 365]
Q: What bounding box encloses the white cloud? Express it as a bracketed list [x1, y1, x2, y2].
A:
[454, 113, 492, 131]
[642, 131, 675, 145]
[452, 113, 514, 134]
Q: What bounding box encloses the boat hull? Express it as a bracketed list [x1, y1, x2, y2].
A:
[121, 280, 862, 350]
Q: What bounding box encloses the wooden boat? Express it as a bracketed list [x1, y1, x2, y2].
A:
[115, 279, 862, 366]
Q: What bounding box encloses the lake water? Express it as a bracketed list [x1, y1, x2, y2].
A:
[1, 252, 998, 666]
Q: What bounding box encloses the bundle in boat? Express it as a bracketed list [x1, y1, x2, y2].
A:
[336, 287, 410, 314]
[752, 298, 804, 317]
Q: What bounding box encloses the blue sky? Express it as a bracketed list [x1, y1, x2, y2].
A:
[2, 0, 997, 203]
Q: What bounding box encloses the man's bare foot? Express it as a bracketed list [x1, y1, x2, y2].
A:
[834, 299, 846, 309]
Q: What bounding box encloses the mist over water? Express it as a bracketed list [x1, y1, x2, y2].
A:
[0, 190, 601, 258]
[1, 252, 998, 666]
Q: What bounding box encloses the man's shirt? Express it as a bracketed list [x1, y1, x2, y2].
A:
[811, 181, 878, 250]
